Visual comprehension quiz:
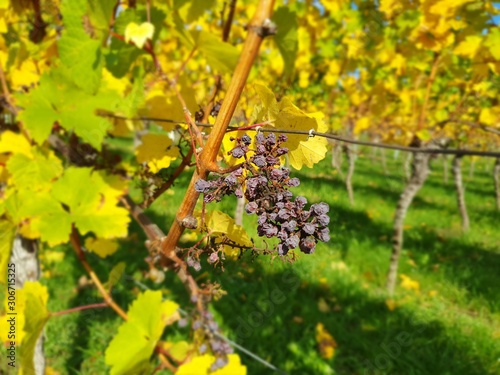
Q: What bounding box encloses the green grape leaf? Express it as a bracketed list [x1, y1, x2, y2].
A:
[14, 75, 60, 144]
[59, 0, 103, 94]
[7, 166, 129, 246]
[190, 30, 239, 73]
[19, 282, 50, 375]
[252, 84, 328, 169]
[14, 190, 72, 245]
[118, 68, 145, 117]
[106, 7, 166, 78]
[106, 38, 144, 78]
[16, 73, 121, 149]
[106, 261, 126, 289]
[51, 167, 130, 239]
[6, 150, 63, 193]
[0, 220, 16, 285]
[273, 7, 298, 78]
[105, 290, 179, 375]
[88, 0, 116, 41]
[175, 0, 217, 23]
[485, 28, 500, 60]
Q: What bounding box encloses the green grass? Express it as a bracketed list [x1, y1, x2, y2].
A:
[2, 150, 499, 375]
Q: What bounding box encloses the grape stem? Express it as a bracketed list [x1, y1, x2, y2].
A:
[159, 0, 277, 258]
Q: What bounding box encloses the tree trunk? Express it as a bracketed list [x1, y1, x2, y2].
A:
[452, 156, 470, 232]
[468, 158, 475, 179]
[330, 142, 344, 179]
[344, 144, 356, 205]
[443, 154, 449, 185]
[494, 157, 500, 211]
[10, 236, 45, 375]
[386, 143, 441, 295]
[381, 148, 388, 175]
[403, 152, 412, 182]
[234, 195, 245, 226]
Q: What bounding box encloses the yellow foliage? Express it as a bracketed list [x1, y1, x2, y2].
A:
[399, 274, 420, 292]
[195, 210, 253, 257]
[0, 131, 33, 157]
[135, 134, 180, 173]
[177, 354, 247, 375]
[479, 107, 498, 125]
[354, 117, 370, 134]
[84, 237, 119, 258]
[315, 322, 337, 359]
[454, 36, 483, 58]
[124, 22, 155, 49]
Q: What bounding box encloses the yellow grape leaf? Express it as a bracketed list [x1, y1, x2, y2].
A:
[0, 131, 33, 157]
[315, 322, 337, 360]
[177, 354, 247, 375]
[162, 341, 191, 363]
[253, 84, 328, 169]
[0, 220, 16, 285]
[298, 71, 309, 88]
[19, 282, 50, 374]
[399, 274, 420, 292]
[379, 0, 402, 18]
[40, 250, 65, 265]
[10, 59, 40, 91]
[454, 35, 483, 58]
[354, 117, 370, 134]
[196, 210, 253, 257]
[124, 22, 155, 49]
[221, 130, 254, 166]
[135, 133, 180, 173]
[85, 237, 119, 258]
[7, 150, 63, 194]
[0, 283, 27, 345]
[385, 299, 397, 311]
[105, 291, 179, 375]
[479, 107, 497, 125]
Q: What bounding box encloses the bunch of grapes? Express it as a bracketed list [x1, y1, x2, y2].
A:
[195, 133, 330, 255]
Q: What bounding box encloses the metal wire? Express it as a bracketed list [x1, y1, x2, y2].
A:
[102, 113, 500, 158]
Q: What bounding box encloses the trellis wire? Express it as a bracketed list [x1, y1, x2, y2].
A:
[103, 114, 500, 159]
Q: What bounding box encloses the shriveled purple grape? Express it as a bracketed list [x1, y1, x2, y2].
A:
[302, 222, 317, 235]
[253, 155, 266, 167]
[195, 179, 212, 193]
[299, 237, 316, 254]
[286, 234, 300, 249]
[317, 214, 330, 226]
[317, 227, 330, 242]
[311, 202, 330, 216]
[241, 134, 252, 145]
[245, 202, 258, 214]
[231, 147, 245, 158]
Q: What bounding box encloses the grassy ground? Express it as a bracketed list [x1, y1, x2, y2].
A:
[2, 149, 499, 375]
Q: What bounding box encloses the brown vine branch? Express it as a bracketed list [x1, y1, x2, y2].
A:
[417, 53, 441, 131]
[202, 0, 238, 123]
[143, 149, 194, 208]
[69, 226, 129, 321]
[159, 0, 276, 258]
[121, 196, 202, 310]
[51, 303, 108, 317]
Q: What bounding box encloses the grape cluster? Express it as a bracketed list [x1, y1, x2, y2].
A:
[195, 133, 330, 255]
[192, 311, 233, 371]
